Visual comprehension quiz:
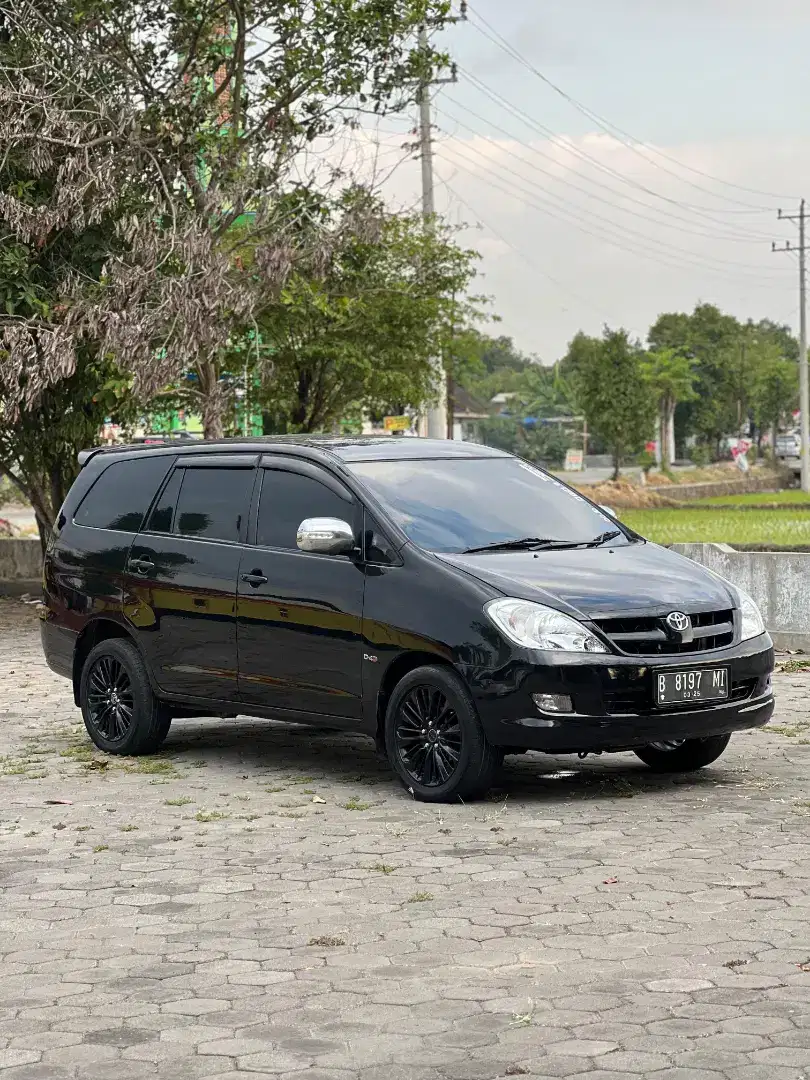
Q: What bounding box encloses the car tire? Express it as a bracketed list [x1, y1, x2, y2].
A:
[634, 734, 731, 772]
[79, 638, 172, 755]
[385, 665, 503, 803]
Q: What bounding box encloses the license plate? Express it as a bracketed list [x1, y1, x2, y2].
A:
[655, 668, 729, 706]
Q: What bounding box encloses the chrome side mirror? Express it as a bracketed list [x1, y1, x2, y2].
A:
[296, 517, 355, 556]
[599, 504, 617, 517]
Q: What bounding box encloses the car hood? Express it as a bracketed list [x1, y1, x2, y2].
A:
[437, 542, 738, 619]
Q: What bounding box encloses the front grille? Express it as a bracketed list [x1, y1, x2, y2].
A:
[594, 609, 734, 655]
[601, 673, 758, 715]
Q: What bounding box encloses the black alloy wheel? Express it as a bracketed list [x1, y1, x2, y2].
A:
[79, 638, 172, 755]
[394, 685, 463, 788]
[85, 655, 135, 744]
[384, 665, 502, 802]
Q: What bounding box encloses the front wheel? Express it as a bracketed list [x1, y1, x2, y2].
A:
[80, 638, 171, 755]
[385, 665, 502, 803]
[634, 734, 731, 772]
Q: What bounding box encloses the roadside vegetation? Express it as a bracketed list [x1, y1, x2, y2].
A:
[621, 508, 810, 546]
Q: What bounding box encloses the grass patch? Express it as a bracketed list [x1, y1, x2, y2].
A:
[308, 935, 345, 947]
[407, 891, 434, 903]
[164, 796, 193, 807]
[195, 810, 229, 823]
[367, 863, 397, 874]
[621, 507, 810, 546]
[778, 659, 810, 674]
[60, 744, 95, 760]
[92, 845, 108, 853]
[769, 722, 810, 739]
[694, 490, 810, 506]
[342, 797, 371, 811]
[119, 824, 138, 832]
[126, 758, 178, 775]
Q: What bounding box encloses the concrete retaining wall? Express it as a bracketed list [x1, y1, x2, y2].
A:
[0, 538, 42, 586]
[673, 542, 810, 651]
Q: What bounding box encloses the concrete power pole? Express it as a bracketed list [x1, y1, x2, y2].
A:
[774, 201, 810, 493]
[418, 23, 459, 439]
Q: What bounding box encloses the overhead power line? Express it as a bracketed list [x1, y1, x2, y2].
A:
[436, 99, 780, 249]
[465, 3, 799, 208]
[435, 136, 792, 284]
[459, 70, 779, 235]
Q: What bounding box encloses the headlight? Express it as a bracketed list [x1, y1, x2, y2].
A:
[738, 588, 765, 641]
[485, 598, 608, 653]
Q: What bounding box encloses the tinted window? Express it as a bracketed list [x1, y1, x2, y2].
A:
[74, 456, 171, 532]
[257, 469, 352, 550]
[349, 457, 625, 554]
[174, 467, 253, 542]
[145, 468, 183, 533]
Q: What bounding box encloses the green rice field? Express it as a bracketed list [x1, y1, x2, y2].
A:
[620, 508, 810, 546]
[693, 490, 810, 507]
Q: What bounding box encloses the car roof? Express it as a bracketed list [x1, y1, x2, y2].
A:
[79, 435, 511, 467]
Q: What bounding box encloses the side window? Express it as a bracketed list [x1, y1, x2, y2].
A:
[74, 456, 172, 533]
[144, 467, 183, 533]
[257, 469, 353, 551]
[174, 467, 253, 543]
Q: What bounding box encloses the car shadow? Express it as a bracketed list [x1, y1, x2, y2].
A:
[160, 715, 742, 804]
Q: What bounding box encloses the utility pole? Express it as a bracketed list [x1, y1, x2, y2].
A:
[773, 201, 810, 493]
[418, 11, 463, 438]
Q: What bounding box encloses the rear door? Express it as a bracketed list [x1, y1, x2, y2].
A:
[236, 459, 365, 720]
[126, 454, 257, 703]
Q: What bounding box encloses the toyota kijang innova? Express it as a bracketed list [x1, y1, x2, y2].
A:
[40, 437, 774, 802]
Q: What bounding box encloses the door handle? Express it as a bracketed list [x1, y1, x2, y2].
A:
[128, 558, 155, 575]
[241, 571, 268, 587]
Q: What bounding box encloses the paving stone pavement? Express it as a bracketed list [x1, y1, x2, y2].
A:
[1, 597, 809, 1080]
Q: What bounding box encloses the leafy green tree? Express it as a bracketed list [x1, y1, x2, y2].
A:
[642, 348, 696, 467]
[647, 304, 798, 457]
[253, 199, 481, 433]
[0, 0, 454, 439]
[565, 328, 655, 479]
[751, 354, 798, 451]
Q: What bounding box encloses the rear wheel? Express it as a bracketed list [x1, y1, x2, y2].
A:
[634, 734, 731, 772]
[80, 638, 171, 755]
[385, 665, 502, 803]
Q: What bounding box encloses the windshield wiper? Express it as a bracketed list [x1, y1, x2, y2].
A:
[582, 530, 622, 547]
[461, 537, 572, 554]
[461, 530, 623, 555]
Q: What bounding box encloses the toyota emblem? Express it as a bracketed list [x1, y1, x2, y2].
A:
[665, 611, 690, 633]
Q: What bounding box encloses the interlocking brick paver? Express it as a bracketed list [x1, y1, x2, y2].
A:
[1, 598, 809, 1078]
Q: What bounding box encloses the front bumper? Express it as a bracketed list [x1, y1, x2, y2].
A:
[474, 633, 775, 752]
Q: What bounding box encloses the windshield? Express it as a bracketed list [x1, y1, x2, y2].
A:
[350, 456, 629, 554]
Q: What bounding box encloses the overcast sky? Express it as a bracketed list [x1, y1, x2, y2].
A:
[347, 0, 810, 363]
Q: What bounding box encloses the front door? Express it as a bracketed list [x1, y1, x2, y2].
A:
[237, 462, 365, 720]
[126, 456, 256, 702]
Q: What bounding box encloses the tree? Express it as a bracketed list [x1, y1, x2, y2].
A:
[647, 304, 799, 457]
[642, 348, 696, 468]
[751, 353, 798, 452]
[565, 328, 655, 479]
[0, 0, 454, 440]
[253, 195, 481, 433]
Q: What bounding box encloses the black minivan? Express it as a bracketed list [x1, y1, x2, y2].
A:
[41, 437, 775, 802]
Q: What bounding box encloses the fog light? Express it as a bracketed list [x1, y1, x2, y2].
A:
[533, 693, 573, 714]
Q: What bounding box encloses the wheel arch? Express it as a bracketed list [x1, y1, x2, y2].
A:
[374, 651, 460, 754]
[72, 618, 137, 706]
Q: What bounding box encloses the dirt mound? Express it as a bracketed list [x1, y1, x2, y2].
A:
[574, 478, 679, 509]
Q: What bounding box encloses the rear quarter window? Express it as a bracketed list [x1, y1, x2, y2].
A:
[73, 456, 172, 533]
